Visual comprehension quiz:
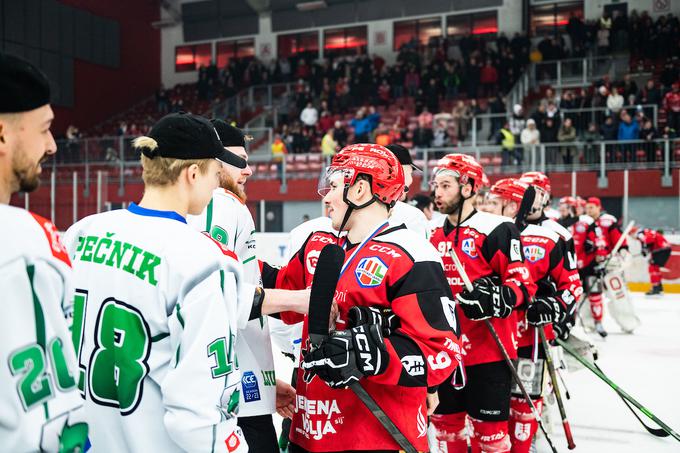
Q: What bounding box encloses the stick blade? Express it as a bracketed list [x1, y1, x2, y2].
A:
[308, 244, 345, 346]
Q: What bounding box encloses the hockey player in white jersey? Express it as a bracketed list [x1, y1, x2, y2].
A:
[63, 113, 309, 452]
[0, 53, 89, 452]
[386, 144, 429, 237]
[188, 120, 295, 452]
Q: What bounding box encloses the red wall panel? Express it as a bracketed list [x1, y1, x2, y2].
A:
[51, 1, 160, 134]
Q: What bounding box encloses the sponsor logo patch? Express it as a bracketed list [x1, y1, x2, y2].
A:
[401, 355, 425, 376]
[461, 238, 478, 259]
[241, 371, 261, 402]
[355, 256, 388, 287]
[523, 245, 546, 263]
[225, 432, 241, 452]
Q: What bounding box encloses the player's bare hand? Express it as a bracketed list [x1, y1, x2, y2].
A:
[426, 391, 439, 415]
[329, 300, 339, 330]
[275, 379, 296, 419]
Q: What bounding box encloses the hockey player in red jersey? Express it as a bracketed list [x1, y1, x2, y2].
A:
[485, 178, 581, 453]
[637, 228, 672, 296]
[585, 197, 627, 256]
[559, 197, 609, 337]
[428, 154, 536, 453]
[264, 143, 462, 452]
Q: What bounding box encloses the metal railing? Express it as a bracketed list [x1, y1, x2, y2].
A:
[531, 56, 614, 88]
[204, 82, 301, 121]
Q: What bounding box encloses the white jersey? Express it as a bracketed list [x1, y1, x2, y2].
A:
[63, 204, 249, 453]
[390, 200, 429, 238]
[188, 189, 276, 418]
[0, 205, 88, 452]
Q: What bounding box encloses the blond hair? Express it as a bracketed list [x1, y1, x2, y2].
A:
[134, 136, 211, 186]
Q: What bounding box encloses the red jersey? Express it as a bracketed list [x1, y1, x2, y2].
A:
[517, 225, 582, 349]
[561, 215, 607, 269]
[639, 229, 670, 252]
[430, 211, 537, 366]
[269, 222, 461, 452]
[594, 213, 626, 253]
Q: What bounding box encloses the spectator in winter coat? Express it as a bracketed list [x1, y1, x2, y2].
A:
[600, 116, 618, 140]
[509, 104, 527, 141]
[479, 59, 498, 97]
[300, 102, 318, 132]
[582, 122, 602, 163]
[558, 117, 578, 164]
[618, 113, 640, 140]
[618, 113, 640, 161]
[418, 107, 434, 129]
[521, 118, 540, 164]
[663, 83, 680, 132]
[606, 87, 624, 115]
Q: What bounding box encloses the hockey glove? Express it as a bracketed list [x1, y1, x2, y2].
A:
[552, 299, 575, 340]
[527, 296, 560, 326]
[456, 276, 516, 321]
[347, 306, 400, 336]
[302, 324, 389, 388]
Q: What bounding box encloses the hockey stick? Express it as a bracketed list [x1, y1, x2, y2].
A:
[448, 247, 559, 453]
[592, 363, 669, 438]
[307, 244, 418, 453]
[557, 338, 680, 442]
[538, 328, 576, 449]
[602, 220, 635, 268]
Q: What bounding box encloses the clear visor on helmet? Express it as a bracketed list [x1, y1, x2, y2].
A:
[317, 167, 355, 197]
[429, 168, 461, 191]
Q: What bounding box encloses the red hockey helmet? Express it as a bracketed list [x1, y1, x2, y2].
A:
[327, 143, 405, 208]
[433, 153, 484, 193]
[575, 196, 586, 208]
[586, 196, 601, 207]
[558, 196, 576, 207]
[520, 171, 551, 194]
[489, 178, 528, 203]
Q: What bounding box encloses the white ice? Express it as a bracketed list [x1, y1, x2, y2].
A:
[535, 292, 680, 452]
[272, 292, 680, 452]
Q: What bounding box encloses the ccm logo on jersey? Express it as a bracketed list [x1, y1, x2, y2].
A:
[401, 355, 425, 376]
[461, 238, 478, 259]
[523, 245, 546, 263]
[306, 249, 321, 274]
[368, 244, 401, 258]
[355, 256, 388, 287]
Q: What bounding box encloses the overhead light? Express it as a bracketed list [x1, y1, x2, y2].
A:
[296, 1, 327, 11]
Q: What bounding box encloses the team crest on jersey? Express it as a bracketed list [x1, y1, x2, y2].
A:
[576, 224, 586, 233]
[523, 245, 546, 263]
[514, 422, 532, 441]
[355, 256, 388, 287]
[306, 249, 321, 274]
[461, 238, 478, 259]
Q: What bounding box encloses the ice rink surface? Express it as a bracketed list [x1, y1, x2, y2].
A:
[535, 292, 680, 453]
[272, 292, 680, 452]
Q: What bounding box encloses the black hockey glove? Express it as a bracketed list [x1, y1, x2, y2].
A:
[456, 276, 516, 321]
[347, 306, 400, 336]
[527, 296, 560, 326]
[552, 301, 575, 341]
[301, 324, 389, 389]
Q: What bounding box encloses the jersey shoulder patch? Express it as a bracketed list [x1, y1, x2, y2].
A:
[30, 212, 71, 266]
[463, 211, 514, 236]
[202, 232, 239, 261]
[540, 218, 573, 241]
[375, 227, 441, 264]
[522, 224, 560, 243]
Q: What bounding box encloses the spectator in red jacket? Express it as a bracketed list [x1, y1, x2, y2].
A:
[480, 59, 499, 97]
[663, 82, 680, 132]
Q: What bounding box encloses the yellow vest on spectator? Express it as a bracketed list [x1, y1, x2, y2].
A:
[500, 128, 515, 149]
